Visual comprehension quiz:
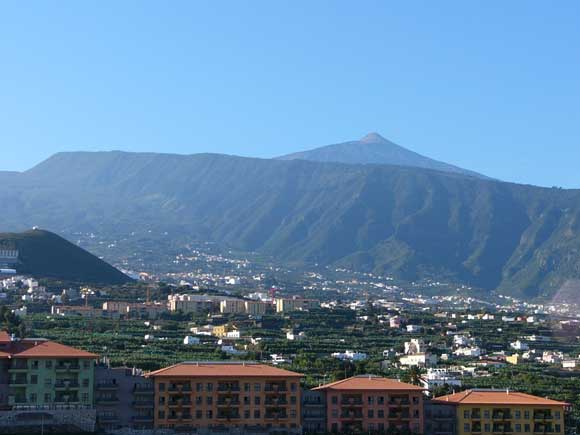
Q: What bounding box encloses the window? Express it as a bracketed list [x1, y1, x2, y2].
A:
[244, 383, 250, 392]
[378, 410, 384, 418]
[82, 393, 89, 403]
[244, 410, 250, 419]
[290, 396, 297, 405]
[255, 397, 261, 405]
[524, 424, 530, 432]
[244, 396, 250, 405]
[368, 410, 374, 418]
[159, 397, 165, 405]
[368, 396, 374, 405]
[331, 396, 338, 405]
[45, 360, 52, 369]
[254, 383, 261, 392]
[290, 409, 296, 418]
[254, 410, 260, 419]
[158, 411, 165, 419]
[30, 375, 38, 385]
[44, 393, 51, 402]
[206, 410, 213, 419]
[515, 424, 521, 432]
[30, 393, 37, 403]
[378, 423, 384, 431]
[196, 410, 202, 418]
[515, 410, 521, 419]
[331, 423, 338, 433]
[368, 423, 375, 431]
[291, 383, 297, 392]
[31, 361, 39, 370]
[555, 424, 561, 432]
[83, 360, 90, 369]
[207, 397, 213, 405]
[484, 410, 490, 419]
[158, 383, 165, 392]
[464, 410, 470, 419]
[196, 396, 202, 405]
[485, 423, 491, 432]
[555, 411, 561, 419]
[207, 383, 213, 392]
[82, 378, 89, 387]
[44, 378, 52, 386]
[464, 423, 470, 432]
[196, 383, 202, 392]
[524, 411, 530, 419]
[378, 396, 384, 405]
[332, 409, 338, 418]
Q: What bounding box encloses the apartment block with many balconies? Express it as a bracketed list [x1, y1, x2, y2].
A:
[313, 375, 424, 434]
[433, 389, 568, 435]
[147, 361, 303, 434]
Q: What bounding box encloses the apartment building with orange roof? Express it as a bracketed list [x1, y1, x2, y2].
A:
[0, 330, 98, 432]
[433, 389, 569, 435]
[313, 375, 425, 433]
[147, 361, 303, 433]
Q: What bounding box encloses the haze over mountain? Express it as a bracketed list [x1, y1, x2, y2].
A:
[1, 149, 580, 300]
[0, 229, 132, 284]
[278, 133, 486, 179]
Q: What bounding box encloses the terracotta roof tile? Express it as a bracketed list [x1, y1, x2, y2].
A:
[313, 376, 424, 391]
[147, 362, 303, 378]
[433, 390, 568, 406]
[0, 331, 97, 359]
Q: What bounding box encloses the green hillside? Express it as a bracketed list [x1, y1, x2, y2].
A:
[0, 229, 132, 285]
[1, 151, 580, 299]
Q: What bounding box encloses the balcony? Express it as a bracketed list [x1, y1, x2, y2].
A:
[168, 384, 192, 392]
[133, 384, 154, 394]
[98, 414, 120, 423]
[218, 384, 241, 392]
[133, 400, 155, 408]
[389, 411, 411, 419]
[8, 396, 27, 405]
[96, 396, 120, 405]
[168, 399, 192, 407]
[534, 412, 554, 420]
[96, 381, 118, 390]
[340, 411, 363, 419]
[9, 361, 28, 371]
[265, 397, 288, 406]
[55, 362, 81, 372]
[55, 380, 80, 389]
[492, 412, 512, 420]
[492, 424, 513, 432]
[389, 398, 411, 406]
[341, 397, 363, 406]
[265, 384, 287, 392]
[217, 398, 241, 406]
[265, 411, 288, 420]
[217, 410, 241, 420]
[9, 376, 28, 386]
[132, 415, 154, 423]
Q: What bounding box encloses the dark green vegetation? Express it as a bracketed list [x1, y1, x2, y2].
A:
[277, 132, 486, 178]
[0, 229, 132, 285]
[2, 151, 580, 299]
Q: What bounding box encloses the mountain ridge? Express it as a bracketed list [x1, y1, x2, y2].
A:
[1, 150, 580, 300]
[277, 132, 487, 179]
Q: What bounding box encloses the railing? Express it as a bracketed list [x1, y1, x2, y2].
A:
[168, 384, 192, 392]
[96, 381, 118, 389]
[55, 380, 80, 388]
[218, 384, 241, 392]
[341, 398, 363, 405]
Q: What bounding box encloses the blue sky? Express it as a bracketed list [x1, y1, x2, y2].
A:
[1, 1, 579, 187]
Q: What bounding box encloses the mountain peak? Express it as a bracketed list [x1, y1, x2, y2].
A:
[359, 132, 388, 143]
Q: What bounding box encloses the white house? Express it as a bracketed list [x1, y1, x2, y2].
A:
[332, 350, 368, 361]
[183, 335, 201, 345]
[510, 340, 529, 351]
[406, 325, 422, 333]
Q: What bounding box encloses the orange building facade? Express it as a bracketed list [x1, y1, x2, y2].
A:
[314, 375, 424, 433]
[147, 362, 303, 433]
